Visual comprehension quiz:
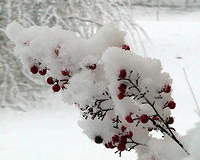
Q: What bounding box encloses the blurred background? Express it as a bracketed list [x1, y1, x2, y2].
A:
[0, 0, 200, 160]
[0, 0, 200, 110]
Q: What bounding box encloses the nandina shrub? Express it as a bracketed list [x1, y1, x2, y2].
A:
[6, 21, 198, 160]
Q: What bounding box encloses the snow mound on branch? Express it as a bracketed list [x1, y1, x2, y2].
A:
[101, 47, 172, 121]
[6, 21, 192, 160]
[148, 135, 187, 160]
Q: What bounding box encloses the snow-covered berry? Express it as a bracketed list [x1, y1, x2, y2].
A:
[107, 142, 114, 149]
[61, 69, 70, 76]
[120, 136, 127, 143]
[168, 100, 176, 109]
[119, 69, 126, 79]
[118, 83, 127, 93]
[117, 143, 126, 151]
[52, 84, 60, 92]
[118, 92, 125, 100]
[122, 44, 130, 51]
[54, 48, 59, 56]
[61, 83, 66, 90]
[30, 65, 38, 74]
[152, 115, 159, 121]
[126, 131, 133, 138]
[125, 115, 133, 123]
[121, 125, 126, 132]
[105, 143, 110, 148]
[112, 135, 119, 143]
[163, 84, 171, 93]
[88, 64, 96, 70]
[140, 114, 149, 123]
[47, 77, 54, 85]
[39, 68, 47, 76]
[167, 117, 174, 124]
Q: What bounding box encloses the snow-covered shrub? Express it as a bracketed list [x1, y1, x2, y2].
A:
[1, 0, 146, 110]
[5, 21, 198, 160]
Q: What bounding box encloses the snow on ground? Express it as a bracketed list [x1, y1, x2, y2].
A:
[0, 94, 136, 160]
[0, 9, 200, 160]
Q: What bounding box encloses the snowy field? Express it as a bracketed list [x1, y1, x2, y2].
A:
[0, 9, 200, 160]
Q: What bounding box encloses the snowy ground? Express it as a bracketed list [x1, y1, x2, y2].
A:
[0, 95, 135, 160]
[0, 8, 200, 160]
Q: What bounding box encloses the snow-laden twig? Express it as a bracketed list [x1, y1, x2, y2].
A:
[183, 67, 200, 117]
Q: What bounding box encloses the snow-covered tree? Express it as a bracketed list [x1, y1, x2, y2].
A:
[5, 21, 200, 160]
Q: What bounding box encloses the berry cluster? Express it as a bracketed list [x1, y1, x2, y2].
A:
[46, 72, 70, 92]
[117, 69, 127, 100]
[29, 44, 185, 156]
[90, 45, 184, 156]
[30, 64, 47, 76]
[125, 113, 149, 124]
[30, 62, 71, 92]
[112, 67, 186, 155]
[104, 125, 143, 156]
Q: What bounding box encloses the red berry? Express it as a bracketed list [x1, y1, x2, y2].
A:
[168, 117, 174, 124]
[52, 84, 60, 92]
[105, 143, 109, 148]
[24, 41, 29, 46]
[122, 44, 130, 51]
[61, 83, 66, 90]
[140, 114, 149, 123]
[30, 65, 38, 74]
[47, 77, 54, 85]
[118, 83, 127, 93]
[118, 92, 125, 100]
[108, 142, 114, 149]
[39, 69, 47, 76]
[126, 131, 133, 138]
[168, 101, 176, 109]
[105, 144, 108, 148]
[117, 143, 126, 151]
[88, 64, 96, 70]
[119, 69, 127, 79]
[163, 84, 171, 93]
[120, 136, 127, 143]
[152, 115, 159, 121]
[121, 125, 126, 132]
[54, 48, 59, 56]
[112, 135, 119, 143]
[61, 69, 70, 76]
[112, 118, 115, 123]
[125, 115, 133, 123]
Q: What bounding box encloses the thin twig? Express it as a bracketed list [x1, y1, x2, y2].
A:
[183, 67, 200, 116]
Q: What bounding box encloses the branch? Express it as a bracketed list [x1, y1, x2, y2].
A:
[183, 67, 200, 116]
[118, 72, 190, 155]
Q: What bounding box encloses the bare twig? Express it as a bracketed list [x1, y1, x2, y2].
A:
[183, 67, 200, 116]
